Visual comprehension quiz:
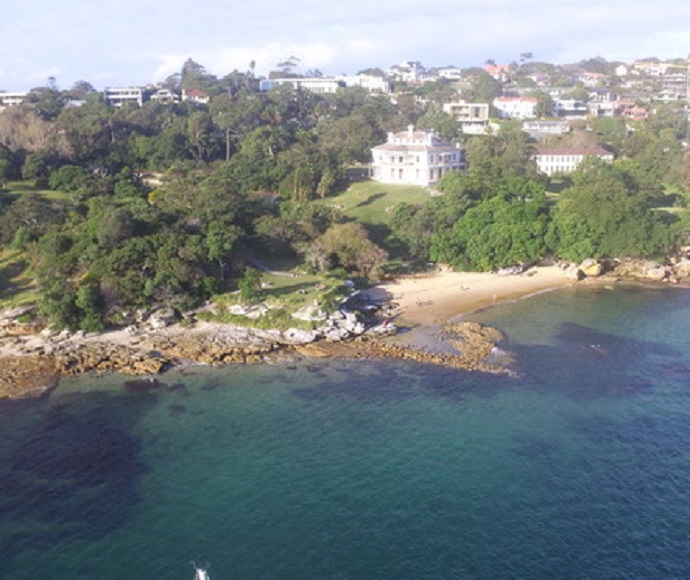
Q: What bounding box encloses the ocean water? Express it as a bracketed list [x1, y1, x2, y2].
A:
[2, 283, 690, 579]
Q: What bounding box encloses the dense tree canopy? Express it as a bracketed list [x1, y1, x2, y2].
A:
[548, 158, 672, 262]
[0, 57, 689, 329]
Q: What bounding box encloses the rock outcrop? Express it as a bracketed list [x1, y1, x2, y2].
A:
[0, 356, 58, 399]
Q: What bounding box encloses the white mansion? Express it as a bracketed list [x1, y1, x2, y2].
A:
[535, 146, 614, 176]
[370, 126, 465, 186]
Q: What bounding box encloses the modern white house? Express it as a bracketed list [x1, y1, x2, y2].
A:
[442, 101, 492, 134]
[493, 96, 538, 119]
[554, 98, 588, 119]
[388, 61, 426, 83]
[104, 87, 144, 107]
[150, 88, 180, 104]
[522, 120, 570, 139]
[535, 147, 614, 176]
[370, 125, 465, 186]
[436, 66, 464, 80]
[338, 74, 391, 93]
[259, 77, 344, 94]
[0, 91, 29, 109]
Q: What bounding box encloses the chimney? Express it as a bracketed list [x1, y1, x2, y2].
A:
[407, 124, 414, 137]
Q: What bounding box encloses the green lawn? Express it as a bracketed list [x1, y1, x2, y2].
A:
[318, 179, 429, 252]
[0, 249, 38, 308]
[1, 180, 69, 201]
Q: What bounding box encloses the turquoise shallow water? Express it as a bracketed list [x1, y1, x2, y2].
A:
[2, 283, 690, 578]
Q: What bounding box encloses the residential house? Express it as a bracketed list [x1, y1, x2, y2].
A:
[370, 125, 465, 186]
[0, 91, 28, 109]
[436, 66, 464, 80]
[522, 120, 570, 139]
[493, 96, 538, 119]
[618, 102, 649, 120]
[554, 98, 588, 119]
[578, 72, 607, 87]
[632, 60, 673, 77]
[587, 87, 615, 103]
[588, 101, 618, 118]
[484, 64, 511, 82]
[535, 147, 614, 176]
[259, 77, 344, 94]
[388, 61, 426, 84]
[182, 89, 210, 104]
[659, 69, 688, 102]
[442, 101, 491, 134]
[527, 73, 552, 87]
[104, 87, 144, 107]
[338, 74, 391, 93]
[150, 88, 180, 104]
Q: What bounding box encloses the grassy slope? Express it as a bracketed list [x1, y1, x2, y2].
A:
[3, 180, 71, 201]
[0, 249, 37, 308]
[317, 179, 429, 253]
[0, 181, 62, 310]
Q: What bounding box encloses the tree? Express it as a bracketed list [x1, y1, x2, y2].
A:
[75, 280, 105, 332]
[180, 58, 215, 91]
[415, 107, 458, 142]
[28, 85, 66, 121]
[38, 278, 80, 330]
[0, 192, 67, 244]
[48, 165, 88, 192]
[68, 80, 97, 100]
[271, 56, 301, 78]
[461, 70, 501, 103]
[206, 221, 240, 281]
[315, 222, 388, 280]
[548, 158, 671, 262]
[526, 90, 555, 117]
[238, 267, 262, 304]
[430, 179, 550, 270]
[317, 113, 378, 164]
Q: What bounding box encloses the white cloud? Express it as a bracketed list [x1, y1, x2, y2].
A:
[150, 42, 339, 83]
[2, 0, 690, 89]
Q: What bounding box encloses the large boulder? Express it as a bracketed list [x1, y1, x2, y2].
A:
[579, 258, 602, 277]
[282, 328, 318, 344]
[292, 305, 328, 322]
[565, 266, 585, 281]
[0, 305, 36, 321]
[147, 307, 179, 329]
[644, 265, 669, 281]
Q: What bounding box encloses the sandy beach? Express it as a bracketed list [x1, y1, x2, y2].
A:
[371, 265, 574, 325]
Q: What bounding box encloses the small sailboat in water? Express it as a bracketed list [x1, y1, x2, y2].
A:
[192, 563, 210, 580]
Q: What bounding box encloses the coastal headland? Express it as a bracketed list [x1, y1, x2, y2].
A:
[0, 260, 684, 400]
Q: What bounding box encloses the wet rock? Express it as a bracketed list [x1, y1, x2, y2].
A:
[0, 356, 58, 399]
[123, 377, 166, 391]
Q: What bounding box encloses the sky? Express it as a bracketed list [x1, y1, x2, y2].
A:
[1, 0, 689, 91]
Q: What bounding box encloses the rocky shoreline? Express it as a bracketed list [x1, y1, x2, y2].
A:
[3, 257, 690, 400]
[0, 315, 511, 400]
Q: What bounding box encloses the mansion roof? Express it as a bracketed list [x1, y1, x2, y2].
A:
[536, 147, 612, 156]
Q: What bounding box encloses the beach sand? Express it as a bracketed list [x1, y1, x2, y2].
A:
[370, 265, 573, 326]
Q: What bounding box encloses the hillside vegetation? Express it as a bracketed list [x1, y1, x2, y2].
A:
[1, 60, 689, 331]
